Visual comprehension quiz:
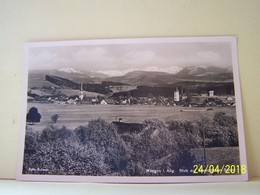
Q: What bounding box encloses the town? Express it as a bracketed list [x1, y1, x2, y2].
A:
[28, 84, 236, 107]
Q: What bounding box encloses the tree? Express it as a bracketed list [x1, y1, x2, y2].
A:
[213, 112, 238, 147]
[194, 113, 239, 148]
[51, 114, 59, 123]
[23, 126, 109, 176]
[26, 107, 41, 124]
[127, 118, 197, 176]
[168, 120, 200, 150]
[75, 118, 129, 174]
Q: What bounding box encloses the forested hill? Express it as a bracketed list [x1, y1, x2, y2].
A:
[45, 75, 112, 94]
[45, 75, 79, 89]
[113, 81, 234, 98]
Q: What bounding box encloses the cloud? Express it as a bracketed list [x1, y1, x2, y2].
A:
[196, 51, 221, 63]
[30, 50, 56, 64]
[28, 43, 229, 75]
[171, 51, 222, 67]
[72, 47, 114, 64]
[124, 50, 155, 64]
[97, 69, 133, 77]
[29, 50, 69, 69]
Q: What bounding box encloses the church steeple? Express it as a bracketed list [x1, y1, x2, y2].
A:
[79, 83, 84, 100]
[174, 87, 180, 102]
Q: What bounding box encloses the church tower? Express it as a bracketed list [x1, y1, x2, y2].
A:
[79, 83, 84, 100]
[174, 87, 180, 102]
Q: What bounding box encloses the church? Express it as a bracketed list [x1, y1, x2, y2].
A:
[174, 87, 180, 102]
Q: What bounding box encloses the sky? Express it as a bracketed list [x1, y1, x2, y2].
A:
[28, 39, 233, 76]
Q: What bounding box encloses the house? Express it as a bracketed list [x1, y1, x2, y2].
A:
[66, 99, 77, 104]
[226, 96, 233, 101]
[209, 90, 214, 97]
[112, 121, 144, 134]
[181, 94, 188, 100]
[121, 99, 131, 105]
[91, 98, 99, 104]
[100, 99, 114, 105]
[201, 93, 208, 97]
[221, 96, 236, 106]
[190, 96, 206, 106]
[203, 97, 224, 106]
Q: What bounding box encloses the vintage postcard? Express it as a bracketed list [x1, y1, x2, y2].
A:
[17, 36, 248, 183]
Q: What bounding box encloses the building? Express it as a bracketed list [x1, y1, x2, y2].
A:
[190, 96, 206, 106]
[209, 90, 214, 97]
[181, 94, 188, 100]
[174, 87, 180, 102]
[100, 99, 108, 105]
[100, 99, 114, 105]
[226, 96, 233, 101]
[79, 83, 84, 100]
[112, 121, 144, 134]
[91, 98, 99, 104]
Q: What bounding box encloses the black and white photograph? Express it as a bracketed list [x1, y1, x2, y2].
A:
[17, 37, 247, 183]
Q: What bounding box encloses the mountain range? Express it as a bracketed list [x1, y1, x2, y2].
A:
[28, 65, 233, 88]
[106, 65, 233, 86]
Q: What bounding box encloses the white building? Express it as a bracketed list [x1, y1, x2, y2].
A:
[79, 83, 84, 100]
[209, 90, 214, 97]
[174, 87, 180, 102]
[100, 99, 114, 105]
[100, 99, 108, 105]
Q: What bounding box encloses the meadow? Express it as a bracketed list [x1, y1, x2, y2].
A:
[26, 102, 237, 131]
[191, 147, 240, 167]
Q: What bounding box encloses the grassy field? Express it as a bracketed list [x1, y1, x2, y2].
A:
[191, 147, 240, 166]
[26, 102, 237, 131]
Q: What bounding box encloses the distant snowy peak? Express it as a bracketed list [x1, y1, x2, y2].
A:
[58, 67, 82, 74]
[177, 65, 232, 76]
[177, 65, 208, 75]
[225, 66, 233, 72]
[186, 66, 207, 74]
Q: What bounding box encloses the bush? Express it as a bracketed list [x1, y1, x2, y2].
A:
[51, 114, 59, 123]
[213, 112, 237, 127]
[24, 128, 39, 155]
[39, 126, 73, 142]
[26, 107, 41, 124]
